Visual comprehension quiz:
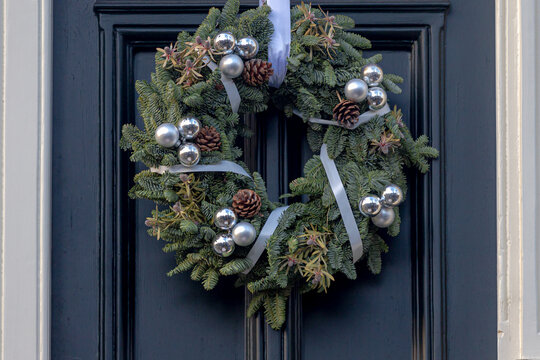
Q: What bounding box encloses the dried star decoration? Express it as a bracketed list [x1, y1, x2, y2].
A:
[182, 36, 217, 62]
[157, 43, 179, 68]
[159, 35, 223, 88]
[317, 7, 341, 57]
[370, 131, 402, 154]
[176, 59, 205, 88]
[318, 6, 342, 34]
[293, 2, 319, 35]
[292, 2, 340, 59]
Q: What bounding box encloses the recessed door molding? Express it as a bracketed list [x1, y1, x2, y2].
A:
[95, 2, 448, 359]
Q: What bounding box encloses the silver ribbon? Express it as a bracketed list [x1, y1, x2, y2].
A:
[320, 144, 363, 262]
[242, 206, 289, 274]
[294, 103, 391, 129]
[261, 0, 291, 88]
[150, 160, 251, 178]
[202, 56, 241, 113]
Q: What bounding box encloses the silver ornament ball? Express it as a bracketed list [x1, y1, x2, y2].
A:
[235, 37, 259, 59]
[213, 31, 236, 54]
[212, 234, 235, 257]
[371, 207, 395, 228]
[214, 208, 237, 230]
[155, 123, 180, 148]
[231, 222, 257, 247]
[344, 79, 368, 103]
[178, 142, 200, 167]
[178, 117, 201, 140]
[359, 195, 382, 217]
[219, 54, 244, 78]
[362, 64, 384, 86]
[367, 87, 388, 110]
[381, 184, 404, 208]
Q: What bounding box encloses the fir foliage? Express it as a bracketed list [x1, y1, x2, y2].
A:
[121, 0, 438, 330]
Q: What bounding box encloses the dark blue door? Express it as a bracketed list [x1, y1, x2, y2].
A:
[52, 1, 496, 359]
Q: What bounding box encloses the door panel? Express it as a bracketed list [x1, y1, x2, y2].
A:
[53, 1, 496, 359]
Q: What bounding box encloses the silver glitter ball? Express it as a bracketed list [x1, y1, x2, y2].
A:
[178, 142, 200, 167]
[231, 222, 257, 246]
[214, 208, 237, 230]
[213, 234, 235, 257]
[359, 195, 382, 217]
[155, 123, 180, 148]
[362, 64, 384, 86]
[178, 117, 201, 140]
[235, 37, 259, 59]
[344, 79, 368, 103]
[371, 206, 395, 228]
[219, 54, 244, 78]
[367, 87, 388, 110]
[381, 184, 404, 208]
[213, 31, 236, 54]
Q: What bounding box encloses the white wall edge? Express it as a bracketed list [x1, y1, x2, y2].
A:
[39, 0, 53, 358]
[0, 0, 52, 358]
[497, 0, 540, 359]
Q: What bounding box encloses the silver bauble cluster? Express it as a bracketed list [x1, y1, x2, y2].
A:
[213, 31, 259, 78]
[212, 209, 257, 257]
[344, 64, 388, 111]
[154, 117, 202, 167]
[358, 184, 403, 228]
[177, 116, 201, 167]
[155, 123, 180, 148]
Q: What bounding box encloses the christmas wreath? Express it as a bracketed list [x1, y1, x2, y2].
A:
[121, 0, 438, 330]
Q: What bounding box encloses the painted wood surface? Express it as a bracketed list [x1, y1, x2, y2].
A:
[52, 1, 496, 359]
[1, 0, 52, 359]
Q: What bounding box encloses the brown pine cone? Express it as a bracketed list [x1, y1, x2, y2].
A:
[333, 100, 361, 128]
[196, 126, 221, 152]
[232, 189, 261, 218]
[242, 59, 274, 86]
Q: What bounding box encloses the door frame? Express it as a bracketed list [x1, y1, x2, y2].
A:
[0, 0, 52, 359]
[496, 0, 540, 359]
[2, 0, 531, 359]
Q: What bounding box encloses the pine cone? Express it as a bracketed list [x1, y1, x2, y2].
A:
[232, 189, 261, 218]
[333, 100, 361, 128]
[242, 59, 274, 86]
[196, 126, 221, 152]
